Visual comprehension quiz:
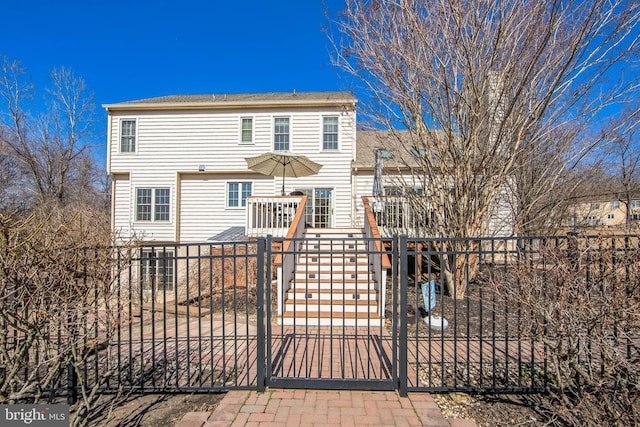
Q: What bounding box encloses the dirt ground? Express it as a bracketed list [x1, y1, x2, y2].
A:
[83, 392, 225, 426]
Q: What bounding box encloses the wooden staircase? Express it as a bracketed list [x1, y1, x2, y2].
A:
[281, 228, 384, 326]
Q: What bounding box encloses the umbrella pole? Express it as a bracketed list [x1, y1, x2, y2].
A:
[281, 162, 286, 195]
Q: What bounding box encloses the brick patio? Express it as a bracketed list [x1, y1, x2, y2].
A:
[175, 389, 479, 427]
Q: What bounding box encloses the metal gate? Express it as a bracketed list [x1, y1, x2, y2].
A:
[264, 234, 401, 391]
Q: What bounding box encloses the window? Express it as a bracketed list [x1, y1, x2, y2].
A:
[631, 213, 640, 221]
[607, 213, 615, 220]
[120, 119, 136, 152]
[136, 188, 152, 221]
[384, 186, 403, 196]
[227, 182, 252, 207]
[590, 203, 600, 210]
[274, 117, 290, 151]
[140, 248, 175, 292]
[630, 200, 640, 209]
[322, 116, 339, 150]
[610, 201, 620, 209]
[136, 188, 170, 222]
[380, 149, 393, 159]
[410, 147, 428, 157]
[240, 117, 253, 143]
[154, 188, 170, 221]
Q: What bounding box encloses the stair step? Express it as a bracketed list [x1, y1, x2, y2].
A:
[297, 253, 369, 262]
[289, 280, 377, 290]
[287, 289, 378, 298]
[284, 301, 378, 313]
[281, 310, 384, 326]
[282, 228, 383, 326]
[294, 265, 371, 274]
[304, 228, 364, 237]
[297, 243, 368, 252]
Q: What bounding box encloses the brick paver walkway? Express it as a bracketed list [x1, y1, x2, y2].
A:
[175, 389, 478, 427]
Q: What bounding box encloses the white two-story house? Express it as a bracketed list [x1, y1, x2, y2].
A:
[105, 92, 358, 243]
[105, 91, 515, 325]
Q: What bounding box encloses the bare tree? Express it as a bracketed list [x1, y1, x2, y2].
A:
[488, 235, 640, 425]
[331, 0, 640, 297]
[0, 56, 100, 207]
[609, 114, 640, 228]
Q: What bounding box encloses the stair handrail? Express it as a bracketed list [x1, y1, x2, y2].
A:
[363, 196, 392, 319]
[362, 196, 392, 270]
[273, 196, 307, 317]
[273, 195, 307, 267]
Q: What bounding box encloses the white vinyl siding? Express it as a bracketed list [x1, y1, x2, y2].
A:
[179, 175, 272, 242]
[274, 117, 290, 151]
[112, 174, 131, 238]
[120, 119, 136, 152]
[108, 105, 357, 242]
[322, 116, 339, 150]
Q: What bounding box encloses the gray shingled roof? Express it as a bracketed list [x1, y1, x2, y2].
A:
[355, 130, 423, 169]
[105, 91, 356, 108]
[208, 226, 247, 243]
[355, 129, 450, 169]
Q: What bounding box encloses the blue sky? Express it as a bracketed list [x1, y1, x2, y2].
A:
[1, 0, 349, 108]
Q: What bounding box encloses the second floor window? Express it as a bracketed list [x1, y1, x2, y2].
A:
[136, 188, 170, 222]
[120, 119, 136, 152]
[241, 117, 253, 143]
[228, 182, 252, 207]
[323, 116, 339, 150]
[274, 117, 290, 151]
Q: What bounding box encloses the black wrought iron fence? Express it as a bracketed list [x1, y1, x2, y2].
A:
[2, 234, 637, 403]
[401, 234, 640, 393]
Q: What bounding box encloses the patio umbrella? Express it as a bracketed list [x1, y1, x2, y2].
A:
[245, 151, 322, 195]
[372, 148, 384, 197]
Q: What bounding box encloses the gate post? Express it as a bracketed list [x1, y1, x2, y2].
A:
[256, 237, 266, 392]
[399, 235, 408, 397]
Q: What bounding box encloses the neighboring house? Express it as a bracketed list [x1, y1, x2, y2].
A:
[105, 92, 357, 243]
[105, 91, 515, 243]
[567, 196, 640, 230]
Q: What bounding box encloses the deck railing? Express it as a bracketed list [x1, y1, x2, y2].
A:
[246, 196, 304, 237]
[366, 196, 427, 238]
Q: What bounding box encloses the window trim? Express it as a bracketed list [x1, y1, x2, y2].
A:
[226, 181, 253, 209]
[273, 116, 290, 151]
[135, 187, 171, 222]
[119, 118, 137, 153]
[322, 116, 339, 151]
[239, 116, 255, 144]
